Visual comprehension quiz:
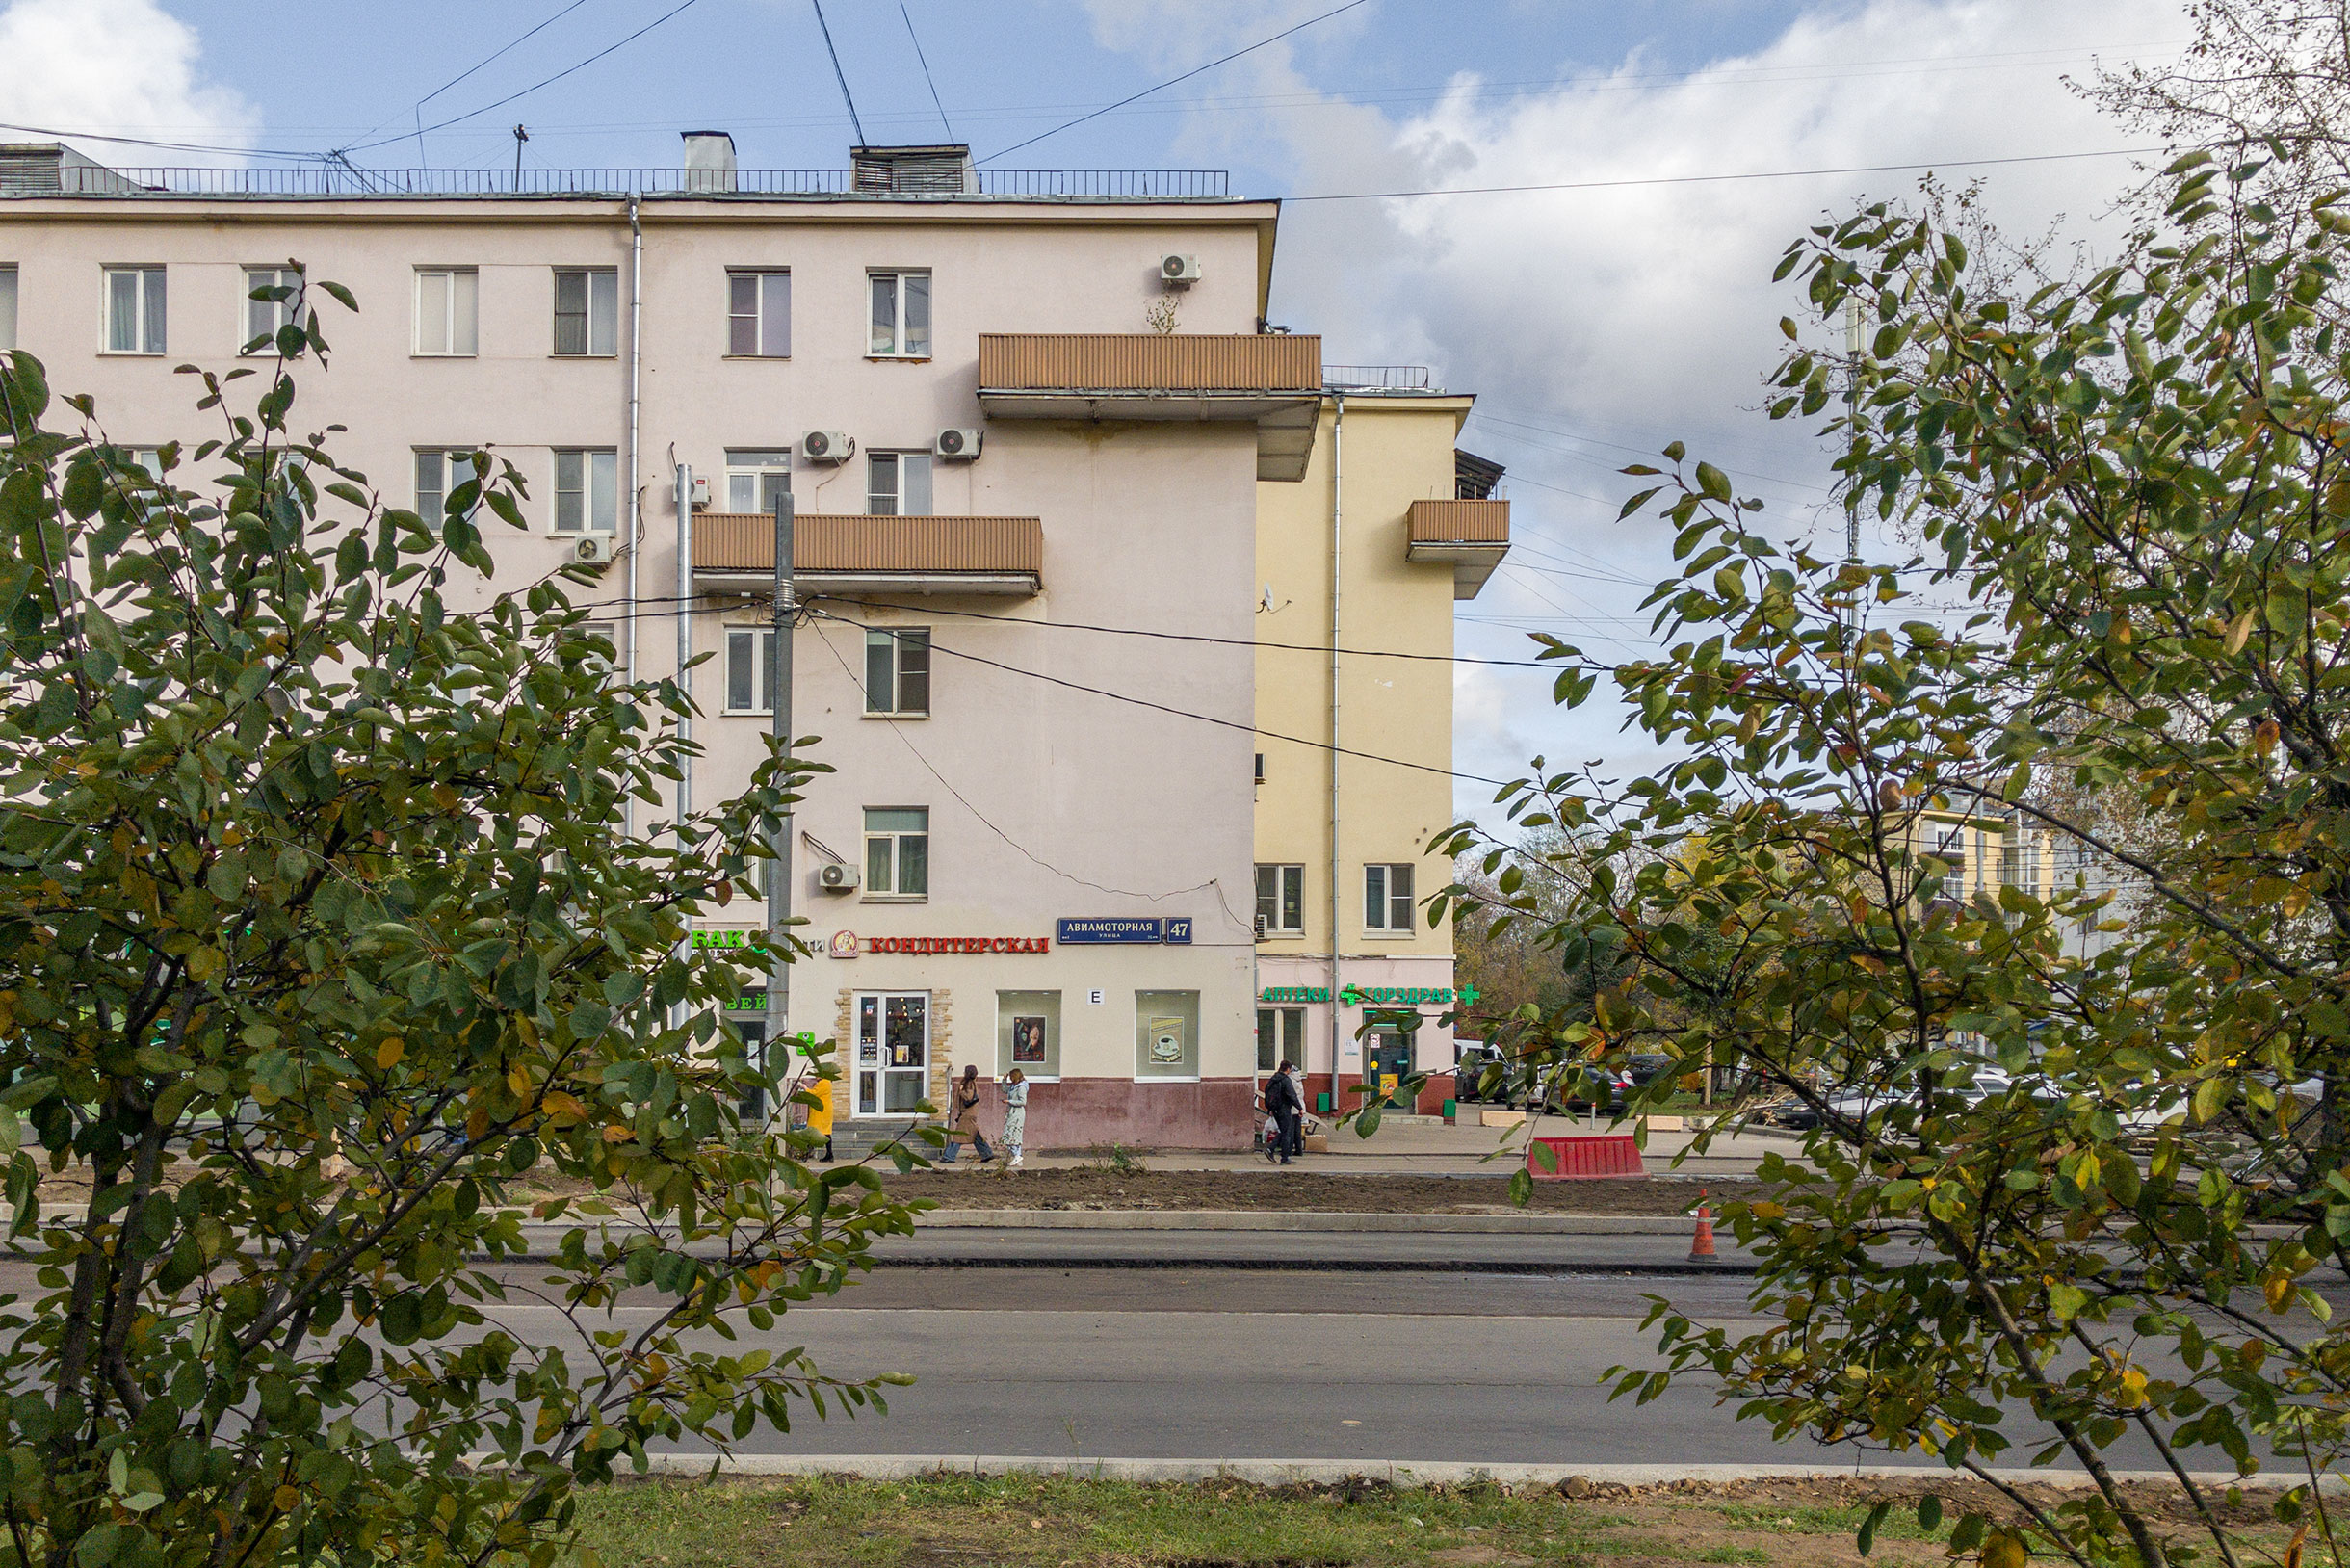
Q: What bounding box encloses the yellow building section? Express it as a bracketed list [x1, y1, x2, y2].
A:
[1905, 808, 2050, 902]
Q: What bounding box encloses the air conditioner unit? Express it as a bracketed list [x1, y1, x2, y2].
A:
[801, 430, 855, 464]
[934, 427, 983, 460]
[817, 861, 860, 893]
[572, 535, 613, 563]
[688, 475, 712, 510]
[1161, 252, 1202, 286]
[1253, 913, 1269, 940]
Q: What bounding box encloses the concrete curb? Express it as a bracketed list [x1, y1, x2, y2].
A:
[857, 1254, 1759, 1275]
[912, 1210, 1695, 1235]
[612, 1452, 2316, 1490]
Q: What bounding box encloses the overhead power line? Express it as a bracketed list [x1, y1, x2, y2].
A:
[805, 607, 1520, 787]
[801, 594, 1577, 668]
[1284, 145, 2162, 201]
[898, 0, 955, 144]
[340, 0, 713, 155]
[809, 0, 869, 149]
[0, 120, 319, 161]
[980, 0, 1372, 165]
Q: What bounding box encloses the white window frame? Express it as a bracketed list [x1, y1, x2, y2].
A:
[552, 448, 618, 534]
[412, 448, 484, 532]
[1364, 862, 1416, 933]
[726, 269, 790, 357]
[865, 450, 932, 515]
[867, 269, 931, 358]
[0, 265, 20, 353]
[552, 267, 618, 357]
[103, 266, 166, 354]
[242, 266, 305, 355]
[864, 627, 929, 717]
[863, 807, 929, 900]
[413, 267, 479, 357]
[1256, 1006, 1306, 1074]
[574, 618, 618, 678]
[1256, 863, 1305, 934]
[724, 449, 794, 513]
[724, 627, 778, 715]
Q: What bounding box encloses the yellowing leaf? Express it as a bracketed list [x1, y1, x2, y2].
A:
[2225, 605, 2257, 653]
[431, 782, 459, 810]
[376, 1037, 405, 1070]
[2266, 1272, 2295, 1314]
[274, 1486, 300, 1513]
[1981, 1531, 2027, 1568]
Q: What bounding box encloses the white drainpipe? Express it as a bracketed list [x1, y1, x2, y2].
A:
[623, 193, 642, 839]
[1328, 392, 1345, 1091]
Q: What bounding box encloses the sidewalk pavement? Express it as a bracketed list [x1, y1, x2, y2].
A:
[929, 1115, 1803, 1179]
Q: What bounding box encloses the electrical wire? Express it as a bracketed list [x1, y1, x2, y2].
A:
[339, 0, 713, 155]
[898, 0, 955, 144]
[799, 594, 1578, 668]
[336, 0, 595, 162]
[0, 121, 322, 161]
[979, 0, 1372, 165]
[807, 621, 1246, 926]
[805, 605, 1519, 787]
[810, 0, 869, 149]
[1283, 145, 2162, 201]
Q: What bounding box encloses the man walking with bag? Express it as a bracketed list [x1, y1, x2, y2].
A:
[1265, 1060, 1304, 1166]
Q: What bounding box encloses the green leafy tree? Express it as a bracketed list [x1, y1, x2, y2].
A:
[0, 274, 916, 1568]
[1441, 151, 2350, 1566]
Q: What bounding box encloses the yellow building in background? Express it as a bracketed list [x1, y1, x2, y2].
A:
[1251, 374, 1509, 1116]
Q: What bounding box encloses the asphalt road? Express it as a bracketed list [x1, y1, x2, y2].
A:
[466, 1267, 2154, 1468]
[865, 1228, 1757, 1271]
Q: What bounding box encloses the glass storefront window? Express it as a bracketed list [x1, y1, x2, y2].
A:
[855, 991, 930, 1114]
[1135, 990, 1201, 1080]
[997, 990, 1061, 1079]
[1255, 1006, 1304, 1073]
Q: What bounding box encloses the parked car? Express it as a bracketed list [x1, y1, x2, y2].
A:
[1452, 1044, 1507, 1103]
[1771, 1067, 2015, 1132]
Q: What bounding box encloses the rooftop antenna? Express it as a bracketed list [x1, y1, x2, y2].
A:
[810, 0, 868, 148]
[511, 123, 529, 191]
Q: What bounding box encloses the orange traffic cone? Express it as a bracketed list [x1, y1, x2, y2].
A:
[1688, 1189, 1717, 1261]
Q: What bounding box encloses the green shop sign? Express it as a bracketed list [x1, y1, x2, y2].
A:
[1256, 984, 1481, 1007]
[692, 928, 768, 951]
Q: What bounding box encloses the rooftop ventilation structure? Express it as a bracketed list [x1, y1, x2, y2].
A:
[0, 143, 145, 195]
[681, 131, 738, 194]
[851, 144, 977, 195]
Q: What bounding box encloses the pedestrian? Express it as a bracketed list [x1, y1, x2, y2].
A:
[1001, 1067, 1030, 1169]
[947, 1063, 994, 1164]
[1266, 1060, 1304, 1165]
[803, 1074, 835, 1163]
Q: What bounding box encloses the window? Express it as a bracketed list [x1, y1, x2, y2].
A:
[1256, 1006, 1305, 1074]
[1364, 863, 1416, 932]
[864, 628, 929, 716]
[243, 267, 304, 353]
[865, 451, 932, 516]
[1254, 752, 1266, 784]
[104, 266, 166, 353]
[0, 266, 17, 352]
[553, 268, 618, 356]
[1136, 990, 1201, 1079]
[413, 449, 482, 531]
[725, 627, 778, 714]
[1255, 864, 1304, 934]
[724, 449, 793, 513]
[727, 270, 790, 357]
[573, 619, 618, 677]
[998, 990, 1062, 1079]
[553, 448, 618, 533]
[868, 270, 930, 357]
[414, 268, 479, 356]
[864, 807, 928, 898]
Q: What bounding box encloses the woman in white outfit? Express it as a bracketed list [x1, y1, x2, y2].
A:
[1000, 1068, 1029, 1169]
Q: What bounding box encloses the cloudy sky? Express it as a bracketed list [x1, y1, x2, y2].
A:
[1, 0, 2184, 826]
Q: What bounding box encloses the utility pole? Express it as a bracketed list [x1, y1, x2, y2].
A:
[764, 490, 796, 1124]
[511, 124, 529, 192]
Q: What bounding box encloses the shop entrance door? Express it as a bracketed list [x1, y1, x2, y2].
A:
[1364, 1029, 1416, 1110]
[856, 993, 929, 1116]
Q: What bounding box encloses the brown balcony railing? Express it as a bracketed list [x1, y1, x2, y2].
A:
[1407, 498, 1511, 545]
[692, 512, 1042, 583]
[978, 332, 1321, 392]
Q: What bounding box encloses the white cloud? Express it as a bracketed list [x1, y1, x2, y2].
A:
[1086, 0, 2185, 830]
[0, 0, 256, 164]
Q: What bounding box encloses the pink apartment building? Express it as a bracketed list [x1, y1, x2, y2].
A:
[0, 137, 1331, 1149]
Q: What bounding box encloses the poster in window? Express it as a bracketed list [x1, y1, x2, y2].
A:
[1012, 1016, 1047, 1064]
[1148, 1016, 1187, 1063]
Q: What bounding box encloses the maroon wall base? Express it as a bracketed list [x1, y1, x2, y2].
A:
[1302, 1072, 1460, 1120]
[951, 1078, 1258, 1151]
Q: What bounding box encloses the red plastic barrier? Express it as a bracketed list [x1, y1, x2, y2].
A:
[1525, 1134, 1646, 1181]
